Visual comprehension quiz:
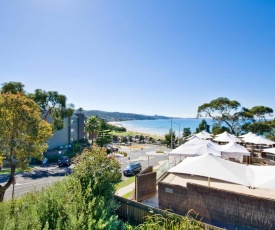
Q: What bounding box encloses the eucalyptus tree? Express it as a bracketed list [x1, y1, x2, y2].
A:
[29, 89, 74, 130]
[1, 81, 74, 131]
[0, 93, 52, 201]
[197, 97, 274, 136]
[197, 97, 253, 135]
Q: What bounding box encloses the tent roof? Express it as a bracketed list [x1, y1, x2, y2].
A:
[168, 153, 275, 190]
[169, 138, 221, 157]
[239, 132, 255, 138]
[262, 147, 275, 155]
[195, 131, 212, 139]
[214, 131, 242, 143]
[243, 135, 275, 145]
[168, 153, 249, 186]
[221, 141, 250, 155]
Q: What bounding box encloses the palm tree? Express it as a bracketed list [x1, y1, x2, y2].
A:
[85, 116, 99, 145]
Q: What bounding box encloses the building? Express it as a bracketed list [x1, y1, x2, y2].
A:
[47, 113, 87, 149]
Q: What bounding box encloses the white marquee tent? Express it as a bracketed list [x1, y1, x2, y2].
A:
[169, 138, 250, 162]
[243, 135, 275, 146]
[221, 141, 250, 162]
[168, 153, 275, 190]
[239, 132, 255, 138]
[213, 131, 242, 143]
[194, 131, 213, 139]
[168, 153, 249, 186]
[263, 147, 275, 155]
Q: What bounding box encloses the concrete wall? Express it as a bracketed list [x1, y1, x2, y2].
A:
[158, 182, 275, 229]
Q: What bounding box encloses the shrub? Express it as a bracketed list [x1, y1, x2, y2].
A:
[0, 147, 125, 230]
[156, 150, 164, 153]
[120, 152, 128, 157]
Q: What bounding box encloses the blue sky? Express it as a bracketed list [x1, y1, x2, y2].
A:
[1, 1, 275, 118]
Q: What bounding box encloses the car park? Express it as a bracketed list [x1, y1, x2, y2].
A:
[58, 156, 71, 167]
[123, 162, 142, 176]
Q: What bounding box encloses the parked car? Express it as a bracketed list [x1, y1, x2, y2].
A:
[58, 156, 71, 167]
[104, 144, 119, 152]
[123, 162, 142, 176]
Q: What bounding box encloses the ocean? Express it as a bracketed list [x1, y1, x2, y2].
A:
[110, 118, 213, 137]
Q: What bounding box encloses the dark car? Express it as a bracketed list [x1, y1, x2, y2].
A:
[123, 162, 142, 176]
[58, 156, 71, 167]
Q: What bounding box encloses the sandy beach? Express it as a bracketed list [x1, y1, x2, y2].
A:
[109, 121, 165, 139]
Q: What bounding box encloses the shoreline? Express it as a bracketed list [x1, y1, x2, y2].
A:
[109, 121, 164, 139]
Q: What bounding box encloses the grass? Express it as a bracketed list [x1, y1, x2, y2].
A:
[0, 166, 35, 175]
[112, 130, 164, 140]
[156, 150, 164, 153]
[122, 191, 134, 199]
[116, 176, 135, 190]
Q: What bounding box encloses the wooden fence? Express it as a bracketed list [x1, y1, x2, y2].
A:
[114, 195, 222, 229]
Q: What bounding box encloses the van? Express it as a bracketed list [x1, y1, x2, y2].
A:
[123, 162, 142, 176]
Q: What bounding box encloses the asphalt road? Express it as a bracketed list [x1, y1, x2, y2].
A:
[0, 143, 171, 200]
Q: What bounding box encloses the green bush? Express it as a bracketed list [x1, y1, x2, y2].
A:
[0, 146, 125, 230]
[120, 151, 128, 157]
[156, 150, 164, 153]
[135, 210, 204, 230]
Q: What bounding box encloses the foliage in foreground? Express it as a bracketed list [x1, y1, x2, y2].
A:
[135, 210, 204, 230]
[0, 146, 205, 230]
[0, 147, 124, 230]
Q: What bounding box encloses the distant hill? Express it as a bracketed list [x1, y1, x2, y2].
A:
[83, 110, 170, 121]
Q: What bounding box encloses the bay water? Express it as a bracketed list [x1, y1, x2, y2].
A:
[111, 118, 212, 137]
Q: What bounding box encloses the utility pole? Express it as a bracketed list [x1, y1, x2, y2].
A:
[170, 118, 173, 150]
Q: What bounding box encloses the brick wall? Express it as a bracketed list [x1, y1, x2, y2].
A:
[158, 182, 275, 229]
[135, 166, 156, 202]
[158, 182, 188, 215]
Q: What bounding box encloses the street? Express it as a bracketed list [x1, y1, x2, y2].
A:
[0, 144, 171, 200]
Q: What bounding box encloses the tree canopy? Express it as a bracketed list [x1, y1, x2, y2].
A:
[0, 93, 53, 201]
[1, 81, 75, 131]
[197, 97, 274, 136]
[196, 119, 210, 133]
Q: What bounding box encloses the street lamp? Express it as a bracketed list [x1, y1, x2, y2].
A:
[173, 122, 181, 139]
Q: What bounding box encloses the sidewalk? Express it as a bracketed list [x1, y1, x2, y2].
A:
[115, 182, 135, 196]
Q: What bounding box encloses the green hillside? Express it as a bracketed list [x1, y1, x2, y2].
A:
[83, 110, 170, 121]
